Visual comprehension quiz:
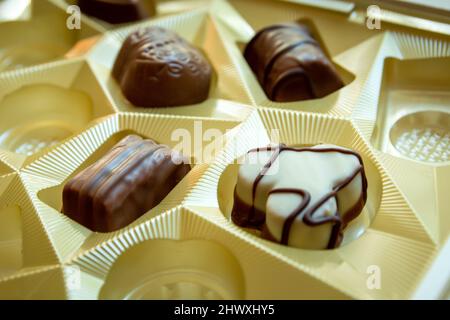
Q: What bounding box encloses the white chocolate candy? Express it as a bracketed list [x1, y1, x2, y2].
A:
[232, 144, 367, 249]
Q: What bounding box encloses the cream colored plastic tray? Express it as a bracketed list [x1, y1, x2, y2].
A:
[0, 0, 449, 300]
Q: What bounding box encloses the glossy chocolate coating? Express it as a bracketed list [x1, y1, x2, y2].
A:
[244, 23, 344, 102]
[62, 135, 191, 232]
[77, 0, 153, 24]
[112, 27, 212, 108]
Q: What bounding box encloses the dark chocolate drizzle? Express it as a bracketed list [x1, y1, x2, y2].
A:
[243, 24, 311, 59]
[246, 144, 368, 249]
[262, 39, 319, 88]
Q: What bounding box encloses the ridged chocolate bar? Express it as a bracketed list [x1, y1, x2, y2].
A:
[244, 23, 344, 102]
[62, 135, 191, 232]
[112, 27, 212, 108]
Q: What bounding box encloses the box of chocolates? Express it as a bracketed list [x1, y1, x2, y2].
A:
[0, 0, 448, 300]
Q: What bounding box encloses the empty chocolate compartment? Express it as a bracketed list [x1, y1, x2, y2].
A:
[371, 57, 450, 164]
[0, 0, 100, 72]
[0, 59, 116, 169]
[100, 239, 245, 300]
[351, 34, 450, 244]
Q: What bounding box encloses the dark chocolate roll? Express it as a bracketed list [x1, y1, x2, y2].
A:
[62, 135, 191, 232]
[112, 27, 212, 108]
[244, 23, 344, 102]
[77, 0, 153, 24]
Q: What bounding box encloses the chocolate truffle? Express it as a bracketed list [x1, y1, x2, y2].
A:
[232, 144, 368, 249]
[77, 0, 153, 24]
[63, 135, 191, 232]
[112, 27, 212, 108]
[244, 23, 344, 102]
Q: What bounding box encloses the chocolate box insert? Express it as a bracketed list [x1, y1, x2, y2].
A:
[99, 239, 245, 300]
[371, 57, 450, 163]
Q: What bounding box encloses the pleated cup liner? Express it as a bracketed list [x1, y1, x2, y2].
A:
[61, 0, 211, 32]
[0, 172, 61, 282]
[0, 58, 116, 171]
[350, 31, 450, 245]
[86, 8, 254, 120]
[0, 264, 71, 299]
[0, 0, 102, 74]
[181, 108, 438, 299]
[19, 112, 241, 265]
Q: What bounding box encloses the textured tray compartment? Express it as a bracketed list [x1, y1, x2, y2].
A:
[210, 0, 386, 116]
[99, 239, 245, 300]
[0, 59, 116, 169]
[371, 57, 450, 163]
[0, 266, 69, 299]
[184, 109, 437, 299]
[22, 113, 241, 262]
[0, 172, 59, 280]
[0, 0, 100, 72]
[87, 8, 253, 120]
[67, 208, 351, 299]
[0, 175, 22, 278]
[351, 33, 450, 244]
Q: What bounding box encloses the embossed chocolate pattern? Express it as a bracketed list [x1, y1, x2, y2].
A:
[63, 135, 191, 232]
[77, 0, 153, 24]
[112, 27, 212, 108]
[232, 144, 368, 249]
[244, 23, 344, 102]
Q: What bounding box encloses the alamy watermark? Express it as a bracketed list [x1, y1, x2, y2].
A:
[168, 120, 281, 170]
[366, 5, 382, 30]
[66, 5, 81, 30]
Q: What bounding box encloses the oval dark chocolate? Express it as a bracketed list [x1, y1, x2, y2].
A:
[112, 27, 212, 108]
